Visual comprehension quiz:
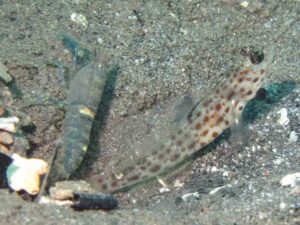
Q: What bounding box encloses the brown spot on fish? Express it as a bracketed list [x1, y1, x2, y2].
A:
[152, 151, 158, 156]
[215, 89, 220, 94]
[239, 70, 249, 75]
[238, 106, 243, 111]
[215, 103, 222, 111]
[196, 111, 202, 117]
[149, 165, 160, 173]
[216, 116, 224, 125]
[176, 140, 183, 146]
[140, 166, 146, 170]
[238, 77, 244, 83]
[253, 77, 259, 83]
[260, 69, 265, 74]
[111, 181, 118, 187]
[98, 177, 104, 183]
[225, 107, 230, 113]
[212, 132, 219, 138]
[188, 141, 196, 149]
[203, 99, 213, 107]
[227, 91, 235, 100]
[240, 87, 245, 93]
[101, 184, 108, 191]
[171, 153, 180, 161]
[225, 120, 229, 126]
[202, 130, 209, 136]
[127, 174, 141, 182]
[203, 116, 209, 123]
[246, 90, 253, 96]
[195, 123, 202, 130]
[200, 142, 206, 147]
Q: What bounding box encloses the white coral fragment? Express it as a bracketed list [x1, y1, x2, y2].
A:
[277, 108, 289, 126]
[6, 154, 48, 195]
[70, 13, 88, 27]
[280, 173, 300, 188]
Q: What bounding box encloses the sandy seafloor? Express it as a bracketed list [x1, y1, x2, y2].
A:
[0, 0, 299, 224]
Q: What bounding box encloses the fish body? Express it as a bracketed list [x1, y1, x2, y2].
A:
[91, 48, 270, 193]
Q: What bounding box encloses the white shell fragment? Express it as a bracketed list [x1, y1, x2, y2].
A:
[277, 108, 289, 126]
[0, 116, 19, 124]
[0, 122, 17, 133]
[280, 173, 300, 188]
[0, 117, 19, 133]
[240, 1, 249, 8]
[289, 131, 298, 143]
[158, 178, 170, 193]
[181, 192, 200, 202]
[6, 154, 48, 195]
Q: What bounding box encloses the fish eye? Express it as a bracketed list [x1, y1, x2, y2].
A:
[240, 47, 264, 65]
[249, 51, 264, 65]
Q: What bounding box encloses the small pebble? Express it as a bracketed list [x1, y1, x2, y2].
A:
[0, 131, 14, 145]
[173, 179, 184, 188]
[292, 186, 300, 196]
[279, 202, 287, 211]
[0, 62, 13, 83]
[289, 131, 298, 143]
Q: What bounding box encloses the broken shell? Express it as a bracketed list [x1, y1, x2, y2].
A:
[0, 122, 17, 133]
[0, 143, 10, 155]
[50, 180, 95, 200]
[0, 131, 14, 145]
[6, 154, 48, 195]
